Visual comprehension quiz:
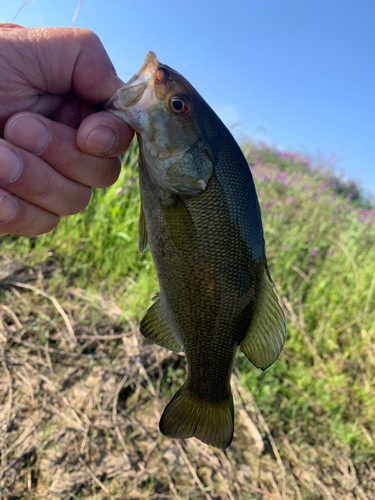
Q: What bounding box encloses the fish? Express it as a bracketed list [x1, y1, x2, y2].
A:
[106, 52, 285, 449]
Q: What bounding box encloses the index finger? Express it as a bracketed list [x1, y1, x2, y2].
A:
[0, 27, 125, 118]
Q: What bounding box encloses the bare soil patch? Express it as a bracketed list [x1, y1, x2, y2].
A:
[0, 257, 373, 499]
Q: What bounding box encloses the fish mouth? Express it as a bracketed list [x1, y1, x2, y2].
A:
[105, 51, 161, 111]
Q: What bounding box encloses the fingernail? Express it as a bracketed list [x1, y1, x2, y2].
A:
[0, 195, 18, 222]
[0, 145, 22, 182]
[7, 115, 50, 154]
[86, 126, 116, 154]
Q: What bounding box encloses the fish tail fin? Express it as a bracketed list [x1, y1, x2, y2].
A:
[159, 384, 234, 449]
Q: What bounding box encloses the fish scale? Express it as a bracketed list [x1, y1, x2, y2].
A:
[106, 51, 286, 449]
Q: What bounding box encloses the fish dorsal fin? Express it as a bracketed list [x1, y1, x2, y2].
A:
[240, 268, 286, 370]
[140, 294, 183, 352]
[138, 205, 148, 254]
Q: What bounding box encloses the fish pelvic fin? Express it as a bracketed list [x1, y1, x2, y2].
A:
[240, 267, 286, 370]
[140, 295, 182, 352]
[159, 384, 234, 449]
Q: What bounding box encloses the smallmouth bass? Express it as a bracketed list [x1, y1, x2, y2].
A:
[106, 52, 285, 449]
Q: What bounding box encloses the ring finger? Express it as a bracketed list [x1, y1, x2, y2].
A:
[0, 139, 92, 216]
[0, 188, 60, 237]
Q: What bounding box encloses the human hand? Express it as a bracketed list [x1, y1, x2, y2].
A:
[0, 24, 134, 237]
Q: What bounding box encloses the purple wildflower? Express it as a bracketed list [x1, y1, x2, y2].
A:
[262, 199, 275, 210]
[276, 172, 287, 181]
[311, 247, 317, 257]
[286, 197, 294, 204]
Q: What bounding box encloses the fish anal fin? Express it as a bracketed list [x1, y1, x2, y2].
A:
[159, 384, 234, 449]
[140, 296, 182, 352]
[240, 268, 286, 370]
[138, 205, 148, 254]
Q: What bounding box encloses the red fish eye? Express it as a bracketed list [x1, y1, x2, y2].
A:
[169, 95, 190, 115]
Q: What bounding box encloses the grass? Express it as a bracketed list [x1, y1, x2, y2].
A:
[0, 139, 374, 499]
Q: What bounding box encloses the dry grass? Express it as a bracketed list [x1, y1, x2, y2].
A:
[0, 257, 374, 500]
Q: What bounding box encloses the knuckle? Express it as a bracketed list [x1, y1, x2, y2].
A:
[20, 215, 60, 236]
[37, 171, 56, 200]
[1, 209, 59, 237]
[39, 215, 60, 235]
[73, 186, 92, 213]
[76, 28, 101, 48]
[93, 158, 121, 188]
[61, 186, 92, 216]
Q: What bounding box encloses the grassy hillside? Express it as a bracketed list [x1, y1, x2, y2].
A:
[0, 140, 374, 499]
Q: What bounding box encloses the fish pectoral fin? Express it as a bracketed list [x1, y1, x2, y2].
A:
[240, 268, 286, 370]
[159, 383, 234, 449]
[137, 204, 148, 254]
[162, 197, 197, 250]
[140, 295, 182, 352]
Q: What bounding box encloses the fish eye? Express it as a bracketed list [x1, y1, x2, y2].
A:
[169, 95, 190, 115]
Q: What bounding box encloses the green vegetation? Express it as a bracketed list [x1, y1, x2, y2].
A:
[242, 145, 375, 459]
[1, 144, 157, 318]
[1, 140, 374, 498]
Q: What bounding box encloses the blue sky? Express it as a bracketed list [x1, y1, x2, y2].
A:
[2, 0, 375, 194]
